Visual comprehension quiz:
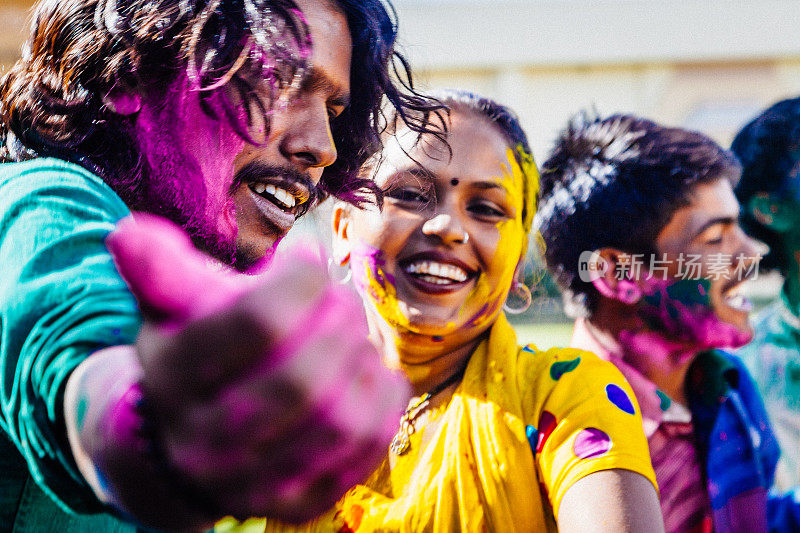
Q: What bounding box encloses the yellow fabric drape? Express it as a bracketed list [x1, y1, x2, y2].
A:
[219, 314, 656, 532]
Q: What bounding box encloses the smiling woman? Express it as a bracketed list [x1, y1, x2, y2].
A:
[339, 105, 532, 358]
[225, 90, 664, 533]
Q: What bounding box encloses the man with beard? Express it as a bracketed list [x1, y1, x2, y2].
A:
[0, 0, 441, 531]
[536, 113, 787, 533]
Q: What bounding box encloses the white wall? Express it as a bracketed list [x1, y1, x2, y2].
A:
[393, 0, 800, 161]
[394, 0, 800, 69]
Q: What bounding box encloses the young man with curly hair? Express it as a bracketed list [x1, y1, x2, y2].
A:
[536, 113, 791, 532]
[0, 0, 442, 530]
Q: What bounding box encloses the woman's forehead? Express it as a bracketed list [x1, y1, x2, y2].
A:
[377, 116, 515, 185]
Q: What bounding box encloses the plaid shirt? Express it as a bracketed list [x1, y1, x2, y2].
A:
[573, 319, 711, 533]
[573, 319, 786, 533]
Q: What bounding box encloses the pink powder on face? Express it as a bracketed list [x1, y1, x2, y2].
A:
[642, 278, 752, 349]
[350, 242, 395, 296]
[132, 73, 246, 264]
[619, 277, 753, 369]
[463, 298, 503, 329]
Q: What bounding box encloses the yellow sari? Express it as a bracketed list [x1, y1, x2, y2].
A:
[218, 314, 656, 532]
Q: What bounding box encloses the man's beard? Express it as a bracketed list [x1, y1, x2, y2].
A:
[108, 159, 238, 266]
[108, 154, 321, 272]
[231, 238, 274, 273]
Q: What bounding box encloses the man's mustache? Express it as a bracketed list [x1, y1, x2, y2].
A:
[231, 161, 322, 217]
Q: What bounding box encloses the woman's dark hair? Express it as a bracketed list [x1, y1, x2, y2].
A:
[321, 0, 445, 206]
[536, 113, 741, 317]
[0, 0, 444, 207]
[428, 89, 530, 159]
[731, 97, 800, 274]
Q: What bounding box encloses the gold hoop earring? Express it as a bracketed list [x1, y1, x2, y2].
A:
[504, 280, 532, 315]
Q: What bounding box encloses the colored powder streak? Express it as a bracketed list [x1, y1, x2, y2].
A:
[132, 78, 242, 262]
[461, 148, 527, 328]
[517, 147, 539, 233]
[536, 410, 557, 453]
[573, 428, 613, 459]
[350, 241, 424, 334]
[606, 383, 636, 415]
[639, 277, 751, 350]
[106, 383, 145, 449]
[550, 357, 581, 380]
[656, 389, 672, 411]
[666, 278, 712, 307]
[642, 278, 711, 314]
[94, 466, 111, 495]
[526, 424, 539, 454]
[75, 395, 89, 431]
[463, 300, 501, 329]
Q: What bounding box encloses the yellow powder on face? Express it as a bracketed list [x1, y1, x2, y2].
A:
[350, 242, 418, 332]
[458, 147, 531, 329]
[352, 146, 539, 345]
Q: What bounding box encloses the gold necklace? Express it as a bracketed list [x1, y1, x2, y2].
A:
[390, 367, 466, 456]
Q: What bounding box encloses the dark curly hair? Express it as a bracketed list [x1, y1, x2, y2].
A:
[536, 113, 741, 317]
[0, 0, 444, 208]
[731, 97, 800, 275]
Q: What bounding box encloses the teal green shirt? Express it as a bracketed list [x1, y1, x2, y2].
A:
[738, 292, 800, 491]
[0, 158, 141, 531]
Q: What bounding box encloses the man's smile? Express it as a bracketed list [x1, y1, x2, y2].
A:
[247, 178, 313, 215]
[233, 162, 318, 236]
[720, 279, 754, 313]
[230, 162, 321, 270]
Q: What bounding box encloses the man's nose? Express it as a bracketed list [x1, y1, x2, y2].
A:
[422, 213, 470, 245]
[735, 229, 769, 271]
[279, 103, 337, 182]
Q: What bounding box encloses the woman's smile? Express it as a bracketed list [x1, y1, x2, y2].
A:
[336, 110, 526, 343]
[399, 251, 478, 294]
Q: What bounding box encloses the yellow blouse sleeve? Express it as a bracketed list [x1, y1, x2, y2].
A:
[520, 346, 657, 520]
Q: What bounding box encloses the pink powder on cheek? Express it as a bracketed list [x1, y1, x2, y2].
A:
[135, 75, 245, 260]
[463, 297, 503, 329]
[627, 277, 753, 361]
[349, 242, 395, 295]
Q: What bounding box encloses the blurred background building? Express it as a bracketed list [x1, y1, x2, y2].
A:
[393, 0, 800, 161]
[2, 0, 798, 345]
[4, 0, 798, 160]
[0, 0, 28, 69]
